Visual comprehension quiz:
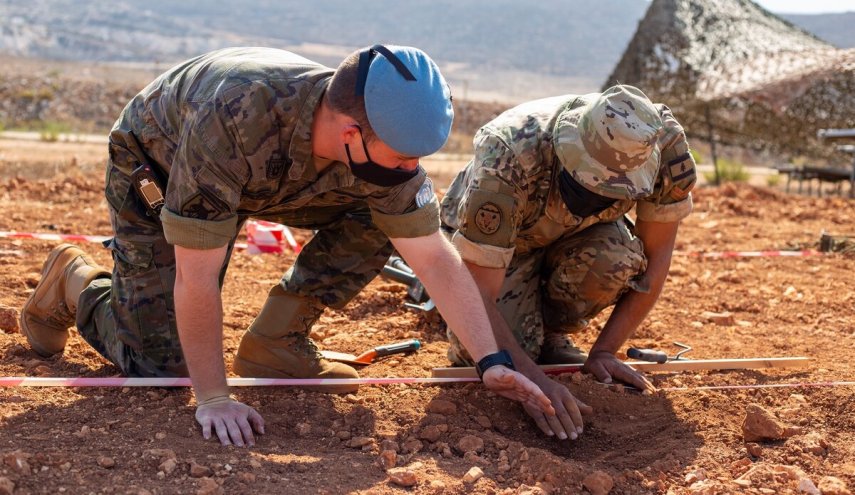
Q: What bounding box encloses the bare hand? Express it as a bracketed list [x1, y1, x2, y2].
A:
[583, 350, 656, 393]
[523, 377, 593, 440]
[482, 366, 556, 416]
[195, 396, 265, 447]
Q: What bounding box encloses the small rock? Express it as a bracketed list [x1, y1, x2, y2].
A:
[155, 431, 167, 440]
[582, 470, 614, 495]
[159, 458, 177, 475]
[0, 306, 19, 333]
[742, 404, 786, 442]
[785, 426, 805, 437]
[685, 469, 707, 484]
[463, 451, 487, 465]
[145, 449, 177, 460]
[456, 435, 484, 454]
[746, 443, 763, 457]
[798, 478, 820, 495]
[426, 399, 458, 416]
[819, 476, 852, 495]
[190, 461, 213, 478]
[3, 450, 32, 475]
[401, 438, 423, 454]
[237, 472, 256, 483]
[428, 480, 446, 490]
[196, 478, 223, 495]
[419, 425, 443, 443]
[378, 450, 396, 470]
[348, 436, 375, 448]
[295, 422, 311, 437]
[379, 439, 399, 453]
[388, 468, 417, 487]
[733, 479, 751, 487]
[475, 415, 492, 429]
[700, 311, 735, 326]
[249, 459, 262, 469]
[0, 477, 15, 495]
[462, 466, 484, 484]
[335, 430, 352, 441]
[97, 456, 116, 469]
[798, 432, 829, 455]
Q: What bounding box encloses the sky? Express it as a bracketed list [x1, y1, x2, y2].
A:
[753, 0, 855, 14]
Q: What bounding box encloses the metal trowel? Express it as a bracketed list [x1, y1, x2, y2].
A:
[320, 339, 421, 367]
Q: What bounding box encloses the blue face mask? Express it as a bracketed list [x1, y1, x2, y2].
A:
[557, 169, 618, 218]
[345, 127, 420, 187]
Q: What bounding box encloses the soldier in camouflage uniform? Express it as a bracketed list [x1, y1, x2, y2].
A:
[441, 85, 697, 441]
[21, 46, 554, 448]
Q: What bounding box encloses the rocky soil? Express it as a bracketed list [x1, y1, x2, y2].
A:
[0, 141, 854, 494]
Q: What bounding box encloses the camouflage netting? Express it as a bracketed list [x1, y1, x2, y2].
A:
[604, 0, 855, 159]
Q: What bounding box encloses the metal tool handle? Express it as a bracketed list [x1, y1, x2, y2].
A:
[627, 347, 668, 364]
[373, 339, 421, 357]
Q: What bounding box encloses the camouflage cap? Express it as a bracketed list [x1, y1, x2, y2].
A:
[553, 85, 664, 200]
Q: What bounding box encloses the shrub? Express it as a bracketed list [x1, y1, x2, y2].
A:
[38, 121, 72, 142]
[690, 148, 704, 165]
[703, 157, 749, 183]
[766, 173, 782, 187]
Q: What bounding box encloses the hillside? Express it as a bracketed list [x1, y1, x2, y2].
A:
[783, 12, 855, 49]
[0, 0, 647, 101]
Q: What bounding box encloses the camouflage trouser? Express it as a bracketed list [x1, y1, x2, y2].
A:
[447, 218, 648, 366]
[76, 138, 392, 377]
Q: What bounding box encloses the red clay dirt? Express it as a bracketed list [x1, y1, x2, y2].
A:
[1, 160, 854, 494]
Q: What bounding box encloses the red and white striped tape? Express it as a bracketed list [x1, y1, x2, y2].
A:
[0, 231, 111, 244]
[2, 376, 854, 391]
[0, 220, 301, 254]
[674, 250, 823, 259]
[0, 230, 827, 260]
[0, 376, 474, 387]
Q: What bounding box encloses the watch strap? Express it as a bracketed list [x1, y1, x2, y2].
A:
[475, 350, 516, 379]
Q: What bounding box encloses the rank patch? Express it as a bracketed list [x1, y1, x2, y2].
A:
[475, 202, 502, 235]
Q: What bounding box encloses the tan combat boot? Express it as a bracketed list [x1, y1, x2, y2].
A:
[233, 286, 359, 393]
[20, 244, 110, 357]
[538, 332, 589, 365]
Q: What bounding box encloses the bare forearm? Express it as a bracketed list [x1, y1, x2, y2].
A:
[174, 278, 228, 402]
[590, 287, 661, 354]
[591, 250, 672, 355]
[414, 253, 498, 361]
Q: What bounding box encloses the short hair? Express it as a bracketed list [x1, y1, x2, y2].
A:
[327, 49, 377, 142]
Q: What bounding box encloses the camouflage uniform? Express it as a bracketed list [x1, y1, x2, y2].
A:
[76, 48, 440, 377]
[440, 94, 696, 365]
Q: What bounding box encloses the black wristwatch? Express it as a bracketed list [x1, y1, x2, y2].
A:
[476, 350, 516, 379]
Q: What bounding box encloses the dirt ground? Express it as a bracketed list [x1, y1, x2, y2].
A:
[0, 137, 854, 495]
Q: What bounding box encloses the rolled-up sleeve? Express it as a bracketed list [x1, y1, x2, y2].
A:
[639, 105, 697, 223]
[162, 98, 246, 248]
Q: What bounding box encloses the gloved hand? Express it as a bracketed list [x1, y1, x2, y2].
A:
[195, 395, 265, 447]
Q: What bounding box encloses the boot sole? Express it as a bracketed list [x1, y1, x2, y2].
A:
[232, 356, 359, 394]
[20, 244, 80, 357]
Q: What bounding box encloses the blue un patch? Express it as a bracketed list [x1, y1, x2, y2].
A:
[415, 178, 435, 208]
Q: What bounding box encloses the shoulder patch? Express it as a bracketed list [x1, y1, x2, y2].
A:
[415, 178, 435, 208]
[475, 202, 502, 235]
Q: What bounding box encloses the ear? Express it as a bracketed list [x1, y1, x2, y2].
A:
[340, 124, 360, 145]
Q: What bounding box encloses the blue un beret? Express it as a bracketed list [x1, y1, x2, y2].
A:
[359, 45, 454, 157]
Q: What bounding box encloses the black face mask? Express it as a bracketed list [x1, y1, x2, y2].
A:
[345, 128, 420, 187]
[557, 169, 618, 218]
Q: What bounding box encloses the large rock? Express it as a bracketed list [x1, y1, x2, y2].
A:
[0, 306, 19, 333]
[583, 470, 614, 495]
[819, 477, 852, 495]
[742, 404, 786, 442]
